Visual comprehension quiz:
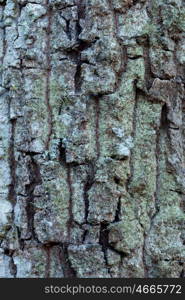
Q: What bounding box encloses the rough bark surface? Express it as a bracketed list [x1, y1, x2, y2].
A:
[0, 0, 185, 278]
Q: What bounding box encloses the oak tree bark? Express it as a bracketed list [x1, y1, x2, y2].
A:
[0, 0, 185, 278]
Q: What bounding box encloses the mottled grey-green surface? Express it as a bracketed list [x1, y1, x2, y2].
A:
[0, 0, 185, 278]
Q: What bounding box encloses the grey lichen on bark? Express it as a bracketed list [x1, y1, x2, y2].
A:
[0, 0, 185, 278]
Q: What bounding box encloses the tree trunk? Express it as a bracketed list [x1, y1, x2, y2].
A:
[0, 0, 185, 278]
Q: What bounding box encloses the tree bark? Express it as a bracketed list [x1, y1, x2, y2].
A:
[0, 0, 185, 278]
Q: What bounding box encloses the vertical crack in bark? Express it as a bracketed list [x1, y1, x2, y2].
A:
[9, 256, 17, 278]
[155, 125, 161, 215]
[25, 156, 42, 242]
[108, 0, 128, 91]
[43, 242, 77, 278]
[126, 82, 138, 191]
[142, 37, 153, 91]
[94, 96, 100, 159]
[58, 244, 76, 277]
[58, 140, 74, 242]
[4, 249, 17, 278]
[152, 103, 167, 224]
[83, 162, 94, 223]
[99, 223, 111, 276]
[45, 1, 53, 151]
[154, 105, 167, 216]
[8, 119, 17, 205]
[76, 0, 84, 37]
[66, 166, 73, 240]
[16, 226, 24, 251]
[125, 86, 149, 277]
[180, 268, 185, 278]
[44, 245, 51, 278]
[74, 0, 85, 93]
[74, 61, 82, 93]
[143, 104, 167, 277]
[114, 196, 121, 222]
[142, 233, 148, 278]
[116, 45, 128, 90]
[0, 2, 7, 67]
[62, 17, 72, 40]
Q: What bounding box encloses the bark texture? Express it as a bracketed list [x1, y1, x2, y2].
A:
[0, 0, 185, 278]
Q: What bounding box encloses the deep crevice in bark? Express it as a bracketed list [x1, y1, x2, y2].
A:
[4, 249, 17, 278]
[43, 245, 51, 278]
[25, 156, 42, 242]
[99, 222, 111, 274]
[83, 162, 95, 223]
[94, 96, 100, 159]
[108, 0, 128, 91]
[1, 0, 185, 279]
[66, 166, 74, 240]
[153, 104, 166, 217]
[114, 196, 121, 222]
[126, 82, 138, 191]
[73, 0, 86, 93]
[142, 233, 149, 278]
[8, 119, 17, 205]
[16, 226, 24, 251]
[45, 2, 53, 151]
[58, 140, 74, 241]
[58, 244, 77, 278]
[142, 36, 154, 90]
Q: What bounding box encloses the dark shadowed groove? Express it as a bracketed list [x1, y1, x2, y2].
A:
[99, 223, 111, 276]
[16, 226, 24, 250]
[124, 86, 150, 277]
[0, 3, 7, 71]
[142, 37, 154, 91]
[152, 104, 168, 223]
[74, 0, 86, 93]
[66, 166, 74, 240]
[45, 1, 53, 151]
[9, 256, 17, 278]
[108, 0, 128, 91]
[44, 245, 51, 278]
[154, 105, 165, 216]
[8, 119, 17, 205]
[180, 268, 185, 278]
[58, 140, 74, 242]
[142, 233, 149, 278]
[25, 156, 42, 242]
[58, 244, 77, 278]
[143, 104, 168, 277]
[126, 82, 138, 191]
[83, 162, 95, 222]
[4, 249, 17, 278]
[114, 196, 121, 222]
[94, 96, 100, 159]
[74, 62, 82, 93]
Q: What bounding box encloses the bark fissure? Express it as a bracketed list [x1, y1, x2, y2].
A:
[74, 0, 86, 93]
[58, 140, 74, 241]
[142, 37, 154, 91]
[58, 244, 76, 278]
[8, 119, 17, 205]
[114, 196, 121, 223]
[44, 245, 51, 278]
[94, 96, 100, 159]
[126, 83, 138, 191]
[83, 162, 95, 223]
[25, 157, 42, 242]
[1, 0, 185, 279]
[66, 166, 73, 240]
[108, 0, 128, 91]
[99, 223, 111, 275]
[45, 2, 53, 151]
